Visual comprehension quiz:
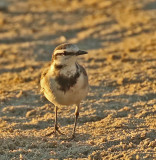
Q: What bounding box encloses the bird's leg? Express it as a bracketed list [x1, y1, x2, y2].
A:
[46, 105, 64, 136]
[71, 104, 80, 139]
[54, 105, 64, 135]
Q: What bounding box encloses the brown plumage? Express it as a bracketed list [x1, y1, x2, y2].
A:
[40, 43, 88, 139]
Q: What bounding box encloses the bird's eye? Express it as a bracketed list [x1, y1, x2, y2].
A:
[63, 51, 75, 56]
[64, 51, 68, 55]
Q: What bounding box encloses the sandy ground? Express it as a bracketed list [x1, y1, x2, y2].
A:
[0, 0, 156, 159]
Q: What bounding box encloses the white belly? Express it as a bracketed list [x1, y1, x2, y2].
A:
[43, 73, 88, 106]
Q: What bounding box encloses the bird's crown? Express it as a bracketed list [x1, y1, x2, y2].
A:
[53, 43, 87, 56]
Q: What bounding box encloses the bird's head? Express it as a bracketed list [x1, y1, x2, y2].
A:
[52, 43, 87, 65]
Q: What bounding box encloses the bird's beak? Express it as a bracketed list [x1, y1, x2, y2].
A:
[76, 50, 88, 56]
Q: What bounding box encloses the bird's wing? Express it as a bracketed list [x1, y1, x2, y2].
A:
[40, 64, 51, 94]
[79, 64, 88, 77]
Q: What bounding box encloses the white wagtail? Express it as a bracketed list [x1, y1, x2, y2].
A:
[40, 43, 88, 138]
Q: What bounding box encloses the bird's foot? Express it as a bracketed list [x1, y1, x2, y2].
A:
[46, 125, 64, 136]
[68, 132, 76, 140]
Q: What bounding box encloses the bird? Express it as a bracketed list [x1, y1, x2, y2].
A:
[40, 43, 89, 138]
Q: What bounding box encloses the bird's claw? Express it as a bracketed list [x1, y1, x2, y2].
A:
[46, 127, 64, 136]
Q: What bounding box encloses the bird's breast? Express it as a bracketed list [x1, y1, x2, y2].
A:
[53, 73, 88, 106]
[41, 63, 88, 106]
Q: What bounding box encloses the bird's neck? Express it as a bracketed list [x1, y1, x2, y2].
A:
[51, 61, 78, 77]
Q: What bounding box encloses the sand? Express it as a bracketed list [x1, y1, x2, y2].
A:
[0, 0, 156, 159]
